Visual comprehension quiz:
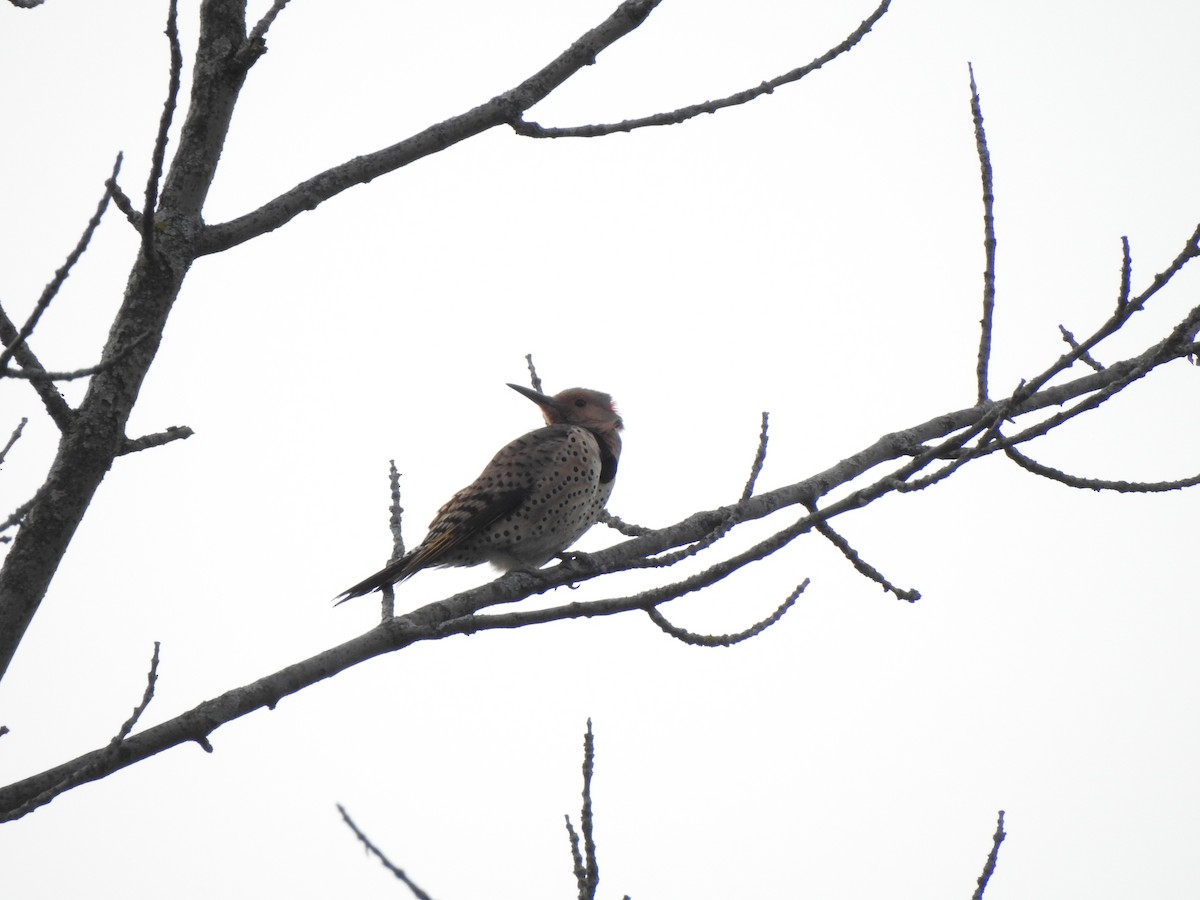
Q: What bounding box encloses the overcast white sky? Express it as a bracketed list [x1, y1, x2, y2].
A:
[2, 1, 1199, 898]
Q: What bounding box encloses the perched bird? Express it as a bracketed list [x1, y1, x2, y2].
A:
[335, 383, 623, 604]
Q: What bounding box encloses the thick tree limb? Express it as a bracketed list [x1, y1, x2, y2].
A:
[0, 0, 255, 682]
[197, 0, 665, 255]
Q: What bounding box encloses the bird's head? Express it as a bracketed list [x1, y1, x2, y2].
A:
[508, 383, 623, 433]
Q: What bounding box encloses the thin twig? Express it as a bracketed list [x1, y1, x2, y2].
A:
[111, 642, 162, 745]
[630, 414, 776, 570]
[141, 0, 183, 252]
[597, 510, 653, 536]
[107, 167, 142, 230]
[3, 331, 153, 384]
[0, 418, 27, 466]
[647, 580, 807, 646]
[1, 496, 37, 544]
[2, 643, 167, 821]
[741, 412, 769, 501]
[1116, 235, 1132, 311]
[579, 719, 599, 900]
[388, 460, 405, 562]
[0, 303, 74, 431]
[378, 461, 405, 621]
[1058, 325, 1105, 371]
[0, 155, 121, 374]
[971, 810, 1006, 900]
[336, 804, 435, 900]
[1005, 444, 1200, 492]
[810, 512, 920, 602]
[514, 0, 892, 138]
[969, 63, 997, 404]
[524, 353, 544, 395]
[236, 0, 293, 66]
[119, 425, 194, 456]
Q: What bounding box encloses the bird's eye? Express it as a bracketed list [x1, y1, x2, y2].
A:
[574, 398, 587, 408]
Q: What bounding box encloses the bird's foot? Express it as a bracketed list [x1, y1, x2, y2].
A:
[556, 550, 595, 571]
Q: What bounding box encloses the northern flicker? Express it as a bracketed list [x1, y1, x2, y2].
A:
[335, 383, 623, 603]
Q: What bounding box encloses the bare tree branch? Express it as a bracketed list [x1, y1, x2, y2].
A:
[3, 642, 165, 820]
[1004, 444, 1200, 493]
[377, 460, 405, 622]
[564, 720, 601, 900]
[108, 174, 141, 230]
[969, 63, 997, 403]
[0, 154, 121, 375]
[524, 352, 544, 395]
[1, 331, 154, 384]
[337, 804, 435, 900]
[236, 0, 292, 67]
[1, 321, 1192, 817]
[741, 412, 770, 501]
[3, 2, 1198, 835]
[197, 0, 666, 256]
[1116, 234, 1132, 311]
[598, 510, 653, 537]
[141, 0, 183, 252]
[971, 810, 1007, 900]
[0, 0, 266, 682]
[119, 425, 194, 456]
[565, 814, 587, 898]
[513, 0, 893, 138]
[387, 459, 406, 563]
[0, 304, 74, 431]
[111, 642, 162, 745]
[0, 418, 26, 466]
[811, 512, 920, 602]
[1058, 325, 1105, 371]
[647, 579, 807, 646]
[1, 496, 36, 545]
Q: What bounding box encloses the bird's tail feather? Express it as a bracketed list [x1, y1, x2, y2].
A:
[332, 555, 414, 605]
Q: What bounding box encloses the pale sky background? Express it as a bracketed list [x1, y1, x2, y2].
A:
[2, 1, 1199, 898]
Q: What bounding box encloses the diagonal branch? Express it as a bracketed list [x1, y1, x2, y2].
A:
[2, 284, 1196, 819]
[972, 810, 1007, 900]
[337, 804, 435, 900]
[197, 0, 665, 256]
[0, 304, 74, 431]
[513, 0, 893, 138]
[0, 154, 121, 375]
[0, 418, 26, 465]
[811, 512, 920, 602]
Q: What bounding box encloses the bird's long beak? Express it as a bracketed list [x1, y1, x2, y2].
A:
[507, 382, 561, 419]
